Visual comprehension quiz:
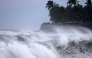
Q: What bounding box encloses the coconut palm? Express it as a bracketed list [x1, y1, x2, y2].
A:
[46, 0, 54, 10]
[67, 0, 78, 6]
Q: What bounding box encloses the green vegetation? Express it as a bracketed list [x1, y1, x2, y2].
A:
[46, 0, 92, 23]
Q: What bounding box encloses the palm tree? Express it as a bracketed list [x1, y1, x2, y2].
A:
[67, 0, 78, 7]
[85, 0, 91, 7]
[85, 0, 92, 23]
[46, 0, 54, 10]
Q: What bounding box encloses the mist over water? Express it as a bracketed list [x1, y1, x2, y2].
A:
[0, 26, 92, 58]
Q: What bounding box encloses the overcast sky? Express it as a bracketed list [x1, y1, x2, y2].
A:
[0, 0, 86, 30]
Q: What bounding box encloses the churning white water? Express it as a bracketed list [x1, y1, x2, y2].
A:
[0, 26, 92, 58]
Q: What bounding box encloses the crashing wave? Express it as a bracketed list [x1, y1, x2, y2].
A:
[0, 26, 92, 58]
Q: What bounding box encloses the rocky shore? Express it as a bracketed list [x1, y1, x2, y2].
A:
[40, 22, 92, 32]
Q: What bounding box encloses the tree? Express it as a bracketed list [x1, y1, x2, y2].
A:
[85, 0, 92, 22]
[67, 0, 78, 6]
[85, 0, 91, 7]
[46, 0, 92, 23]
[46, 0, 54, 10]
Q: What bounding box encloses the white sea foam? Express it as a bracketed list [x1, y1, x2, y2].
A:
[0, 26, 92, 58]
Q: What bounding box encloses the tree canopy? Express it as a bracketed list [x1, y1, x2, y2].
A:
[46, 0, 92, 24]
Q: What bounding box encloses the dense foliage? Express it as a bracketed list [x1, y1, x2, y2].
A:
[46, 0, 92, 23]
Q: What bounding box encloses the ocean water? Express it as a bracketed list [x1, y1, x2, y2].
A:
[0, 26, 92, 58]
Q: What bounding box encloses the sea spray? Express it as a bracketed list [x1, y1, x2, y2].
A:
[0, 26, 92, 58]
